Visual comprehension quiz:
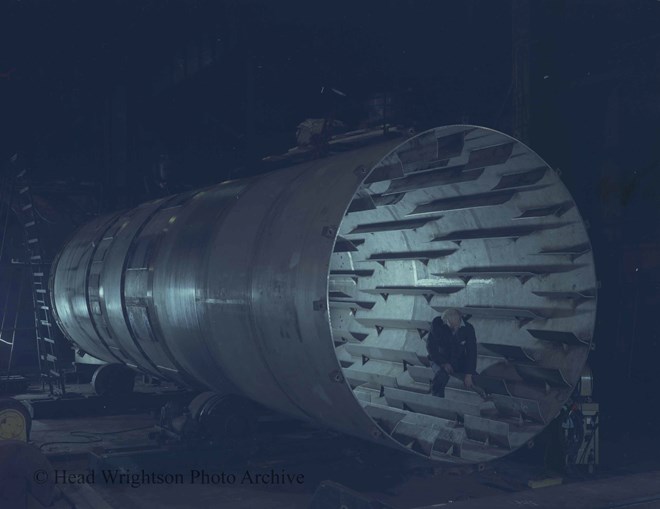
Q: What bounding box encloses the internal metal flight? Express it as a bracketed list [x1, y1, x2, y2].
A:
[50, 126, 597, 463]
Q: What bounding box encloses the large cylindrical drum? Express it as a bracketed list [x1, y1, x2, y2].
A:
[51, 126, 597, 463]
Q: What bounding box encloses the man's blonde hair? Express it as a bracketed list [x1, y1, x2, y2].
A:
[441, 308, 461, 325]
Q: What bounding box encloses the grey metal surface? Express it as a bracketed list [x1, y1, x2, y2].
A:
[50, 126, 597, 463]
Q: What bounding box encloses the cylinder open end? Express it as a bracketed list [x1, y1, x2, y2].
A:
[330, 126, 596, 462]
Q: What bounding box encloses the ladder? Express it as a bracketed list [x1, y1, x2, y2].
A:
[12, 162, 66, 396]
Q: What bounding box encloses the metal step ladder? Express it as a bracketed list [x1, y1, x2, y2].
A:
[13, 164, 66, 396]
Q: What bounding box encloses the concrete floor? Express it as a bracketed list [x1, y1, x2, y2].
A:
[30, 412, 508, 508]
[429, 471, 660, 509]
[17, 384, 660, 509]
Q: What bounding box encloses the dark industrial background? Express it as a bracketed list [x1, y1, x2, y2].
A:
[1, 0, 659, 485]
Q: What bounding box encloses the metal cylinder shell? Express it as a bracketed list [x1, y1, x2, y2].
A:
[52, 138, 403, 442]
[51, 126, 597, 462]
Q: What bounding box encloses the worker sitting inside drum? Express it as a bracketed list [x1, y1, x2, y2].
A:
[426, 308, 478, 398]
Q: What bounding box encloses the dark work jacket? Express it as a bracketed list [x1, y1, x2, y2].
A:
[426, 317, 478, 375]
